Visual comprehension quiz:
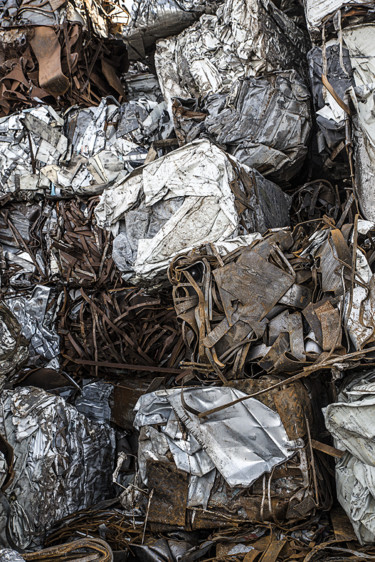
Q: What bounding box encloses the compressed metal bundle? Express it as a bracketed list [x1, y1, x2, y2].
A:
[0, 301, 28, 378]
[0, 98, 171, 199]
[95, 139, 291, 285]
[5, 285, 60, 370]
[303, 0, 374, 40]
[49, 198, 124, 288]
[0, 386, 117, 550]
[324, 371, 375, 544]
[173, 70, 311, 183]
[131, 377, 331, 528]
[124, 0, 223, 59]
[0, 0, 130, 115]
[155, 0, 309, 105]
[0, 202, 53, 289]
[307, 43, 353, 178]
[169, 220, 375, 381]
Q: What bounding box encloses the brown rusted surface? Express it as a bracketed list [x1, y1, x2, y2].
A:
[169, 218, 375, 382]
[147, 461, 189, 527]
[59, 285, 184, 381]
[0, 23, 128, 117]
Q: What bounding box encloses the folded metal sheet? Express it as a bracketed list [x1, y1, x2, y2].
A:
[5, 285, 60, 370]
[132, 377, 330, 528]
[0, 386, 117, 550]
[324, 371, 375, 544]
[0, 302, 29, 379]
[303, 0, 372, 39]
[340, 24, 375, 221]
[155, 0, 309, 106]
[134, 386, 296, 493]
[95, 139, 291, 285]
[123, 0, 223, 59]
[173, 70, 311, 183]
[0, 98, 171, 198]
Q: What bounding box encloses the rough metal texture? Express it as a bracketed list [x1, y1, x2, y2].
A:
[169, 220, 375, 381]
[95, 139, 291, 285]
[155, 0, 309, 104]
[0, 386, 117, 550]
[123, 0, 223, 59]
[0, 99, 171, 199]
[173, 70, 311, 183]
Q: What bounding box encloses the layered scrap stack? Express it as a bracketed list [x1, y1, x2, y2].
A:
[3, 0, 375, 560]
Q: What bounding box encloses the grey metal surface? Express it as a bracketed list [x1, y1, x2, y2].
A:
[0, 386, 117, 549]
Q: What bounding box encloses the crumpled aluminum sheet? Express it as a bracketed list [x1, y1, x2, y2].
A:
[75, 381, 113, 424]
[303, 0, 372, 39]
[0, 97, 171, 199]
[134, 387, 296, 500]
[0, 0, 129, 39]
[0, 202, 54, 289]
[0, 550, 24, 562]
[95, 138, 291, 285]
[123, 0, 223, 59]
[174, 70, 311, 183]
[0, 386, 117, 550]
[0, 302, 28, 379]
[155, 0, 309, 106]
[324, 371, 375, 544]
[340, 24, 375, 221]
[4, 285, 60, 370]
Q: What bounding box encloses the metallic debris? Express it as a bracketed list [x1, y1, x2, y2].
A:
[0, 386, 118, 550]
[173, 70, 312, 183]
[155, 0, 309, 105]
[5, 285, 60, 370]
[59, 286, 184, 380]
[131, 377, 331, 528]
[95, 139, 291, 284]
[0, 301, 28, 379]
[124, 0, 223, 59]
[324, 371, 375, 544]
[3, 0, 375, 557]
[0, 98, 171, 199]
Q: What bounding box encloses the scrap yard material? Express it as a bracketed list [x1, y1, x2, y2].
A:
[95, 139, 291, 284]
[4, 0, 375, 559]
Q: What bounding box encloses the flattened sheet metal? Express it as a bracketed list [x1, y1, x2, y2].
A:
[135, 387, 296, 488]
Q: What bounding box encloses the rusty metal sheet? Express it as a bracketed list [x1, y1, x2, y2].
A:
[146, 461, 188, 527]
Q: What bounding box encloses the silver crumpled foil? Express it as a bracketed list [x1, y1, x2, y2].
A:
[95, 138, 291, 285]
[0, 97, 172, 199]
[0, 302, 28, 381]
[5, 285, 60, 370]
[0, 386, 117, 550]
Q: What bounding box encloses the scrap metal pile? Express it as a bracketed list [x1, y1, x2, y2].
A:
[4, 0, 375, 560]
